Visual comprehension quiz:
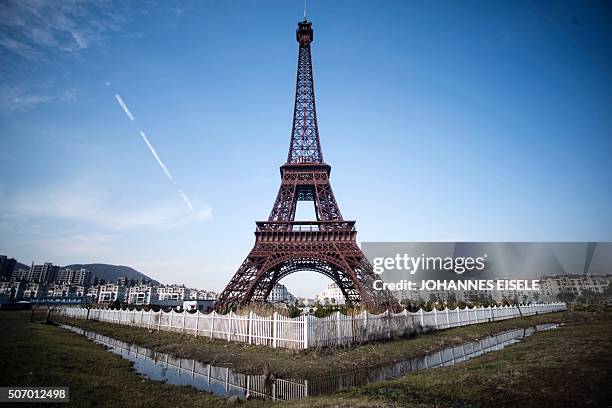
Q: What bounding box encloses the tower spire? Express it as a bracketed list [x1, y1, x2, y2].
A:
[287, 19, 323, 164]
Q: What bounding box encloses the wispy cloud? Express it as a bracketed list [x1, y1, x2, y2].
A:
[0, 83, 77, 113]
[2, 231, 120, 265]
[0, 35, 40, 60]
[1, 179, 211, 232]
[1, 1, 188, 114]
[0, 1, 128, 113]
[0, 1, 128, 59]
[33, 233, 118, 259]
[0, 85, 52, 112]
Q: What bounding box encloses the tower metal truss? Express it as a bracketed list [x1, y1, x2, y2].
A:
[215, 19, 398, 312]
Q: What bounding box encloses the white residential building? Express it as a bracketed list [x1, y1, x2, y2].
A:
[56, 269, 72, 285]
[48, 284, 77, 299]
[315, 283, 346, 305]
[86, 286, 100, 302]
[540, 274, 611, 300]
[187, 288, 198, 300]
[127, 285, 158, 305]
[57, 268, 91, 286]
[393, 279, 537, 305]
[156, 285, 187, 302]
[268, 283, 296, 304]
[201, 290, 217, 300]
[22, 283, 47, 300]
[187, 288, 217, 300]
[394, 276, 612, 305]
[27, 262, 60, 283]
[0, 281, 26, 301]
[11, 269, 29, 281]
[98, 284, 127, 303]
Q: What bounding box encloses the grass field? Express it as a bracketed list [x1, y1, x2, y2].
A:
[0, 311, 266, 407]
[1, 309, 610, 407]
[307, 310, 612, 408]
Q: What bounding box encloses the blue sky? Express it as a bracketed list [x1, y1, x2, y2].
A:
[0, 1, 611, 297]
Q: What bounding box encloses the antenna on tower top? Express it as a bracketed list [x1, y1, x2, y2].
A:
[303, 0, 307, 20]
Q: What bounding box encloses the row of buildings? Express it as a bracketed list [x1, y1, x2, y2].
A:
[313, 274, 612, 306]
[0, 256, 220, 311]
[0, 280, 219, 310]
[539, 274, 611, 300]
[0, 256, 298, 310]
[1, 257, 92, 286]
[4, 256, 609, 309]
[92, 283, 217, 305]
[393, 275, 611, 304]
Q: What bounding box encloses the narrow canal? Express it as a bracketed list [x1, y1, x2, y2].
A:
[59, 323, 560, 401]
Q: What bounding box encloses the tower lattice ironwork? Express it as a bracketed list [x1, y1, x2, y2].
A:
[214, 19, 398, 311]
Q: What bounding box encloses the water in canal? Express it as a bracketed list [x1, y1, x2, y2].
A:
[60, 323, 560, 401]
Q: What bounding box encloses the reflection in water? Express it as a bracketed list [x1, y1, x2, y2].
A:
[60, 323, 559, 401]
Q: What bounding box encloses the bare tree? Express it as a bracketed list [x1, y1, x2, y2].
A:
[30, 294, 59, 324]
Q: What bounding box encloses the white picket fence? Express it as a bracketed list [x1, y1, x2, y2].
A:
[56, 302, 566, 350]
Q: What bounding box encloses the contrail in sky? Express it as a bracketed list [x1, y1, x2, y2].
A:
[179, 189, 195, 213]
[115, 94, 135, 121]
[114, 93, 198, 215]
[139, 130, 174, 181]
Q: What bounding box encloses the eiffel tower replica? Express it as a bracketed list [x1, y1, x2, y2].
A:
[215, 18, 398, 311]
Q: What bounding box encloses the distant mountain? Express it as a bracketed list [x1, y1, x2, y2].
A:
[15, 262, 29, 271]
[64, 264, 159, 285]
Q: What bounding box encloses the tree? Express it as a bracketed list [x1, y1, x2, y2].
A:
[314, 304, 334, 318]
[286, 303, 301, 318]
[30, 295, 59, 324]
[557, 291, 576, 303]
[447, 293, 457, 305]
[603, 284, 612, 301]
[576, 289, 604, 305]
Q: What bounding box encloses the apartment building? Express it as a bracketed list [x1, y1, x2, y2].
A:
[315, 283, 346, 305]
[98, 284, 127, 303]
[540, 274, 611, 300]
[127, 285, 158, 305]
[28, 263, 60, 283]
[268, 283, 296, 304]
[22, 283, 47, 300]
[56, 268, 91, 286]
[156, 284, 187, 302]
